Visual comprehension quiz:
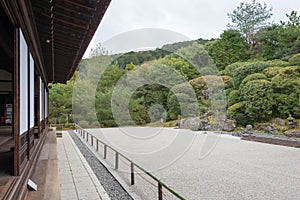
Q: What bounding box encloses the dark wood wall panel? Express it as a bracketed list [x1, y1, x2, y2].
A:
[40, 119, 45, 135]
[19, 131, 28, 172]
[29, 128, 34, 156]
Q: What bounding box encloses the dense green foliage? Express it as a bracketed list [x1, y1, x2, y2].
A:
[239, 73, 268, 89]
[112, 49, 170, 69]
[206, 30, 249, 69]
[230, 62, 269, 88]
[289, 53, 300, 65]
[227, 90, 239, 107]
[49, 73, 76, 124]
[49, 1, 300, 128]
[240, 80, 274, 122]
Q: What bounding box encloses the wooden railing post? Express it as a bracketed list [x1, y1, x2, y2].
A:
[131, 162, 134, 185]
[158, 182, 163, 200]
[96, 139, 99, 151]
[115, 152, 119, 170]
[104, 145, 107, 159]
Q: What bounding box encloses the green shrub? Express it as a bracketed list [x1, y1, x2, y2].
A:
[225, 88, 234, 96]
[91, 121, 100, 127]
[168, 113, 178, 120]
[227, 102, 244, 119]
[266, 59, 290, 67]
[271, 66, 300, 94]
[219, 70, 227, 76]
[263, 67, 282, 78]
[78, 120, 89, 128]
[240, 80, 274, 122]
[189, 75, 225, 100]
[235, 113, 249, 126]
[289, 53, 300, 65]
[239, 73, 268, 89]
[281, 55, 293, 62]
[225, 62, 249, 76]
[199, 66, 217, 76]
[274, 93, 300, 118]
[222, 76, 233, 89]
[60, 118, 68, 124]
[227, 90, 239, 107]
[103, 120, 118, 127]
[231, 61, 269, 89]
[64, 124, 75, 129]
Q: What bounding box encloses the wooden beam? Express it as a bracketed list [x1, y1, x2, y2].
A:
[58, 0, 96, 11]
[52, 10, 90, 25]
[54, 30, 83, 41]
[54, 39, 80, 49]
[53, 2, 93, 18]
[52, 22, 87, 35]
[54, 50, 77, 57]
[53, 17, 89, 30]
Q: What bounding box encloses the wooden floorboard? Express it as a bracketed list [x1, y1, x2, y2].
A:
[27, 131, 60, 200]
[0, 176, 14, 200]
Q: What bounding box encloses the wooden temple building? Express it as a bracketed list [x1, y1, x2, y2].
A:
[0, 0, 110, 199]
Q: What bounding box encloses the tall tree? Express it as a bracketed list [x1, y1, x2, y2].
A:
[256, 11, 300, 59]
[284, 11, 300, 27]
[227, 0, 273, 52]
[89, 43, 110, 57]
[49, 72, 77, 124]
[206, 29, 249, 69]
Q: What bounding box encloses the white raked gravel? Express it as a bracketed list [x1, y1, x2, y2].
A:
[84, 127, 300, 200]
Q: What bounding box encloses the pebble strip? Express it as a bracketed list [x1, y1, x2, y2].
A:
[69, 131, 133, 200]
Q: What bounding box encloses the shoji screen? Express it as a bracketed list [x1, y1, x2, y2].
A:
[39, 78, 44, 121]
[29, 53, 34, 128]
[19, 30, 28, 135]
[45, 89, 48, 118]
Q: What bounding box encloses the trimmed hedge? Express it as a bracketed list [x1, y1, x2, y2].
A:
[239, 73, 268, 89]
[263, 67, 282, 78]
[231, 61, 269, 89]
[227, 90, 239, 107]
[289, 53, 300, 65]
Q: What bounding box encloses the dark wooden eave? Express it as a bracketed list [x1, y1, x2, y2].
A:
[1, 0, 111, 84]
[31, 0, 111, 83]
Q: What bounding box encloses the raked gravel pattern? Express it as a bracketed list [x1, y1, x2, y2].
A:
[84, 127, 300, 200]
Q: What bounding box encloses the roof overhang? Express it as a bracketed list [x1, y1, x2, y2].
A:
[32, 0, 111, 83]
[1, 0, 111, 84]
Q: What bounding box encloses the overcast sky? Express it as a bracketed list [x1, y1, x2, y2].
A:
[84, 0, 299, 57]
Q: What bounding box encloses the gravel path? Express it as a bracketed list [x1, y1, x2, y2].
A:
[69, 131, 133, 200]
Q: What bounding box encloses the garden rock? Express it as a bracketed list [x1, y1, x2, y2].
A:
[222, 119, 236, 131]
[284, 130, 300, 138]
[271, 118, 285, 126]
[255, 123, 276, 134]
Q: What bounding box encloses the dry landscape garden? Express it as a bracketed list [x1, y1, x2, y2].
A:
[50, 1, 300, 138]
[48, 1, 300, 199]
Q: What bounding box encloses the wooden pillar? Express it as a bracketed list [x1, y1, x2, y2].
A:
[13, 27, 20, 176]
[37, 76, 41, 138]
